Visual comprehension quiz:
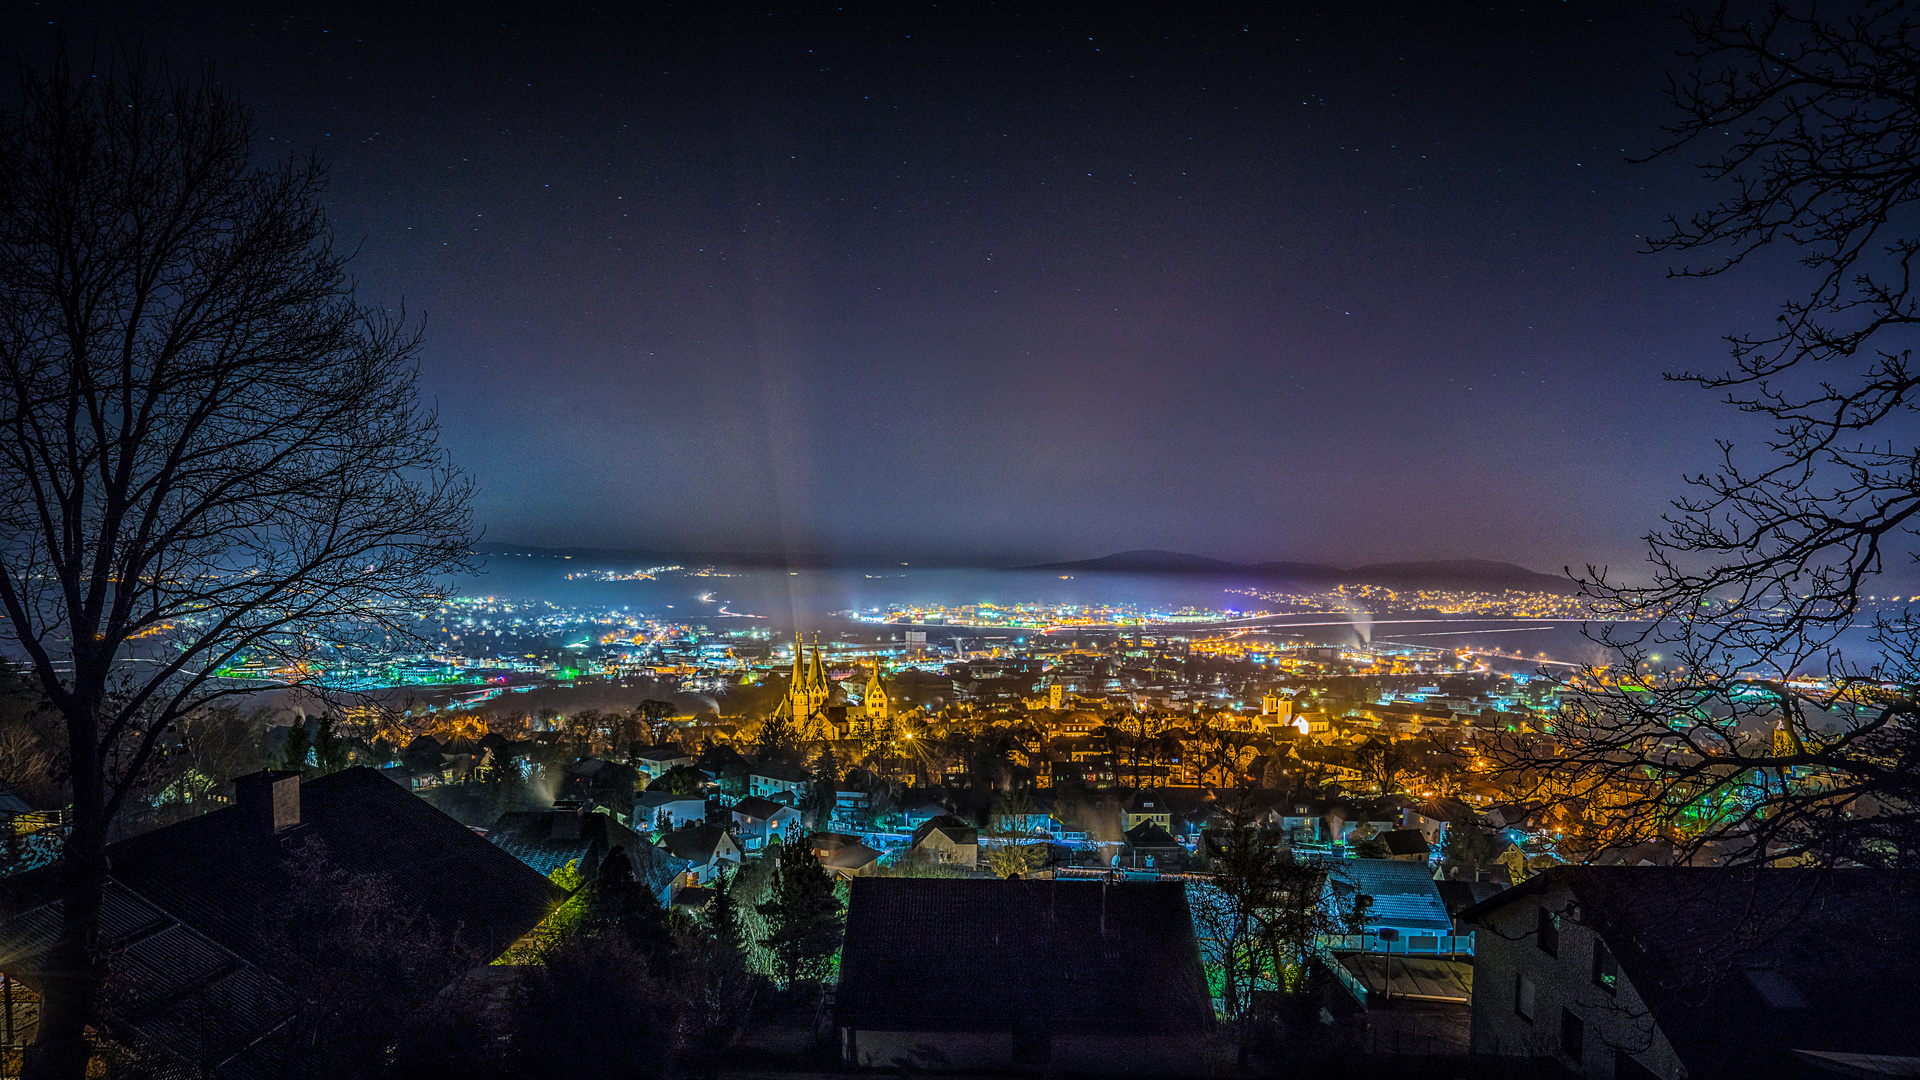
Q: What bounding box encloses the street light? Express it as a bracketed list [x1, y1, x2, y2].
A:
[1376, 927, 1401, 1003]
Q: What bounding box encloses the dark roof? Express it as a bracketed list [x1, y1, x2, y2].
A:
[659, 823, 733, 865]
[1123, 820, 1181, 849]
[0, 768, 565, 1078]
[1382, 829, 1431, 856]
[836, 878, 1211, 1035]
[730, 795, 795, 821]
[102, 768, 563, 961]
[1434, 879, 1507, 917]
[749, 759, 811, 784]
[488, 807, 688, 897]
[1461, 867, 1920, 1079]
[635, 789, 706, 811]
[633, 745, 694, 763]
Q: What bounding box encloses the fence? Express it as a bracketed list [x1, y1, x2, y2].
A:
[1320, 932, 1475, 957]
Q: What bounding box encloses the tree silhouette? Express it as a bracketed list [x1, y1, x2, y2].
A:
[1493, 2, 1920, 869]
[0, 47, 471, 1078]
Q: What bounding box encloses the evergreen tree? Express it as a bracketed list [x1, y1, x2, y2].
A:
[709, 867, 742, 956]
[581, 845, 678, 978]
[755, 834, 843, 986]
[282, 720, 312, 774]
[311, 715, 349, 774]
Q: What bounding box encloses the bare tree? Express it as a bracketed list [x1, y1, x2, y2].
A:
[0, 47, 472, 1078]
[1493, 2, 1920, 869]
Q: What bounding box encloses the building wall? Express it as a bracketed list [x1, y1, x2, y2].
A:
[848, 1030, 1011, 1070]
[845, 1030, 1205, 1076]
[915, 832, 978, 867]
[1051, 1034, 1207, 1076]
[1470, 881, 1686, 1080]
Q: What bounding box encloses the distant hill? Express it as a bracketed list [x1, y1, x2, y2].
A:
[1027, 550, 1578, 593]
[478, 542, 1579, 592]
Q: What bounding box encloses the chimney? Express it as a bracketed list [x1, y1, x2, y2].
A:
[551, 801, 584, 841]
[233, 770, 302, 835]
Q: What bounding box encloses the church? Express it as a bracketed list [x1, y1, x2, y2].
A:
[768, 633, 893, 741]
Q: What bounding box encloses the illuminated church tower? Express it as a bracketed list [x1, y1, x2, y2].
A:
[864, 664, 892, 725]
[770, 632, 834, 739]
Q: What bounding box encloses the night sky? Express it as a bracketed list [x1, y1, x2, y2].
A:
[5, 2, 1797, 572]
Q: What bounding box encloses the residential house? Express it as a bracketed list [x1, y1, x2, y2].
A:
[1120, 820, 1186, 872]
[811, 833, 885, 880]
[1121, 788, 1174, 833]
[1382, 829, 1433, 864]
[695, 741, 754, 796]
[634, 789, 709, 832]
[0, 769, 562, 1079]
[1463, 866, 1920, 1080]
[488, 803, 690, 904]
[632, 745, 695, 785]
[899, 800, 954, 828]
[730, 795, 803, 851]
[832, 785, 872, 828]
[988, 793, 1058, 838]
[1320, 856, 1457, 951]
[563, 757, 641, 818]
[747, 759, 812, 804]
[657, 823, 742, 886]
[835, 879, 1211, 1073]
[910, 815, 979, 868]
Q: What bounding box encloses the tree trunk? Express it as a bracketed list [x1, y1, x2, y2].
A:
[21, 824, 108, 1080]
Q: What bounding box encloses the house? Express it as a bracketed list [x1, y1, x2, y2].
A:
[835, 879, 1211, 1073]
[1121, 788, 1173, 832]
[1120, 820, 1186, 872]
[695, 741, 754, 795]
[634, 789, 709, 831]
[1320, 856, 1456, 947]
[899, 799, 954, 828]
[488, 803, 689, 903]
[657, 823, 742, 885]
[1381, 828, 1433, 864]
[632, 744, 695, 785]
[1463, 866, 1920, 1080]
[832, 785, 872, 827]
[811, 833, 884, 879]
[747, 759, 812, 803]
[563, 757, 641, 816]
[910, 815, 979, 867]
[730, 795, 803, 850]
[0, 769, 563, 1079]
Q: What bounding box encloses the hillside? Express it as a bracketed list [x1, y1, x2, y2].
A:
[1027, 550, 1578, 593]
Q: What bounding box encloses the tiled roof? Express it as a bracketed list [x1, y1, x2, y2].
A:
[1321, 857, 1453, 934]
[635, 790, 706, 811]
[0, 768, 566, 1079]
[822, 842, 883, 872]
[659, 823, 731, 865]
[488, 808, 688, 897]
[730, 796, 792, 821]
[1124, 820, 1181, 848]
[836, 879, 1211, 1035]
[749, 759, 811, 784]
[0, 878, 299, 1080]
[104, 767, 565, 961]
